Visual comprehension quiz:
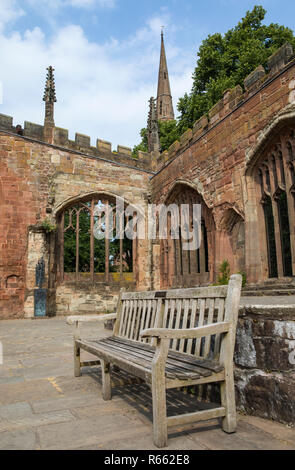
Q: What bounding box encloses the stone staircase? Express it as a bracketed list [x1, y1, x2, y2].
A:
[242, 278, 295, 296]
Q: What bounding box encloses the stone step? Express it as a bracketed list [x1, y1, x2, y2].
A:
[242, 289, 295, 297]
[243, 284, 295, 291]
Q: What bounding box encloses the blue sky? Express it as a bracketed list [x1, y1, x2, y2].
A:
[0, 0, 295, 148]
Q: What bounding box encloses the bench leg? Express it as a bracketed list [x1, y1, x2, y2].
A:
[101, 360, 112, 401]
[152, 374, 168, 448]
[74, 341, 81, 377]
[220, 371, 237, 433]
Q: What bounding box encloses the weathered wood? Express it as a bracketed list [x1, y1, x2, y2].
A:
[140, 322, 231, 340]
[167, 407, 226, 427]
[67, 313, 117, 325]
[214, 298, 225, 358]
[220, 274, 242, 433]
[195, 299, 205, 356]
[166, 370, 225, 390]
[113, 289, 125, 336]
[109, 336, 223, 373]
[204, 298, 215, 357]
[80, 360, 100, 367]
[104, 338, 208, 379]
[152, 337, 169, 448]
[74, 340, 81, 377]
[187, 298, 197, 354]
[121, 286, 227, 301]
[69, 276, 242, 448]
[101, 359, 111, 401]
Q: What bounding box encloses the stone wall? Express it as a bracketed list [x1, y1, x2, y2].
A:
[150, 44, 295, 286]
[235, 304, 295, 425]
[0, 131, 152, 319]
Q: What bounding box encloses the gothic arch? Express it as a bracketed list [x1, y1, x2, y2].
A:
[55, 192, 141, 286]
[245, 104, 295, 176]
[245, 119, 295, 281]
[162, 178, 206, 206]
[159, 182, 215, 288]
[53, 191, 144, 218]
[216, 207, 245, 275]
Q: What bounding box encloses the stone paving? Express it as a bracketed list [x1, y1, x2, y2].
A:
[0, 317, 295, 450]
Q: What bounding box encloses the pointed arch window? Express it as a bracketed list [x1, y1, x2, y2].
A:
[57, 196, 133, 285]
[255, 134, 295, 278]
[160, 184, 214, 289]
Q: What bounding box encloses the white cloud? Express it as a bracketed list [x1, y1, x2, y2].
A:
[0, 11, 194, 148]
[68, 0, 115, 7]
[27, 0, 115, 11]
[0, 0, 24, 32]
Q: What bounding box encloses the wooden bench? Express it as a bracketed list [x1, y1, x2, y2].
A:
[67, 274, 242, 448]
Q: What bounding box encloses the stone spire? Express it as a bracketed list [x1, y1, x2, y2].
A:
[147, 97, 160, 153]
[43, 66, 56, 144]
[156, 31, 174, 121]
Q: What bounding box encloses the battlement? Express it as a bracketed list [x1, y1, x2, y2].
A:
[0, 113, 151, 171]
[156, 42, 295, 168]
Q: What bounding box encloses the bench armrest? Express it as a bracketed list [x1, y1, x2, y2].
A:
[140, 322, 231, 340]
[67, 313, 117, 325]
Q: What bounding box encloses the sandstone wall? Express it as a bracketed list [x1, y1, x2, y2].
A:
[151, 45, 295, 286]
[0, 132, 152, 319]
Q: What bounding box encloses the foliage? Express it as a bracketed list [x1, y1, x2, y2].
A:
[133, 119, 182, 155]
[215, 261, 247, 287]
[133, 5, 295, 153]
[41, 218, 57, 233]
[132, 127, 148, 157]
[64, 209, 133, 274]
[217, 260, 231, 285]
[177, 5, 295, 130]
[238, 271, 247, 288]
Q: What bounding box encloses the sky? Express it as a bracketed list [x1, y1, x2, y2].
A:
[0, 0, 295, 149]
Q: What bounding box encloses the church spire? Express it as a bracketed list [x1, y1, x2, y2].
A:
[156, 30, 174, 121]
[43, 66, 56, 144]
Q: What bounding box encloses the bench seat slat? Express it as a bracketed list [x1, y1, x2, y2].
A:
[108, 337, 211, 376]
[105, 338, 204, 378]
[78, 337, 223, 380]
[77, 336, 223, 380]
[98, 340, 196, 379]
[110, 336, 224, 373]
[80, 339, 195, 380]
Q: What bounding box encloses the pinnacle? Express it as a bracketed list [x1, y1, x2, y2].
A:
[43, 66, 57, 103]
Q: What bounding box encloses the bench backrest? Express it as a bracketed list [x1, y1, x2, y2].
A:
[114, 275, 242, 361]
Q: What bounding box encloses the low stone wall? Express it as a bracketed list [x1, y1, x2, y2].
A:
[55, 284, 119, 316]
[235, 304, 295, 425]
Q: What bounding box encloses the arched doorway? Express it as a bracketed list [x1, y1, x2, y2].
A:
[160, 184, 215, 288]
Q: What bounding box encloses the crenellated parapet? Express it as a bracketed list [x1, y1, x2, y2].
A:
[155, 42, 295, 169]
[0, 115, 152, 170]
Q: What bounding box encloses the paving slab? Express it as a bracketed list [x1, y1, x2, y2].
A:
[0, 317, 294, 450]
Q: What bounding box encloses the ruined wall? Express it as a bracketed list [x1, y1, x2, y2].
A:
[151, 44, 295, 286]
[0, 131, 152, 319]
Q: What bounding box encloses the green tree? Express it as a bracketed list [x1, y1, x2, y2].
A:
[133, 5, 295, 152]
[132, 127, 148, 157]
[178, 5, 295, 130]
[64, 208, 133, 274]
[133, 119, 181, 155]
